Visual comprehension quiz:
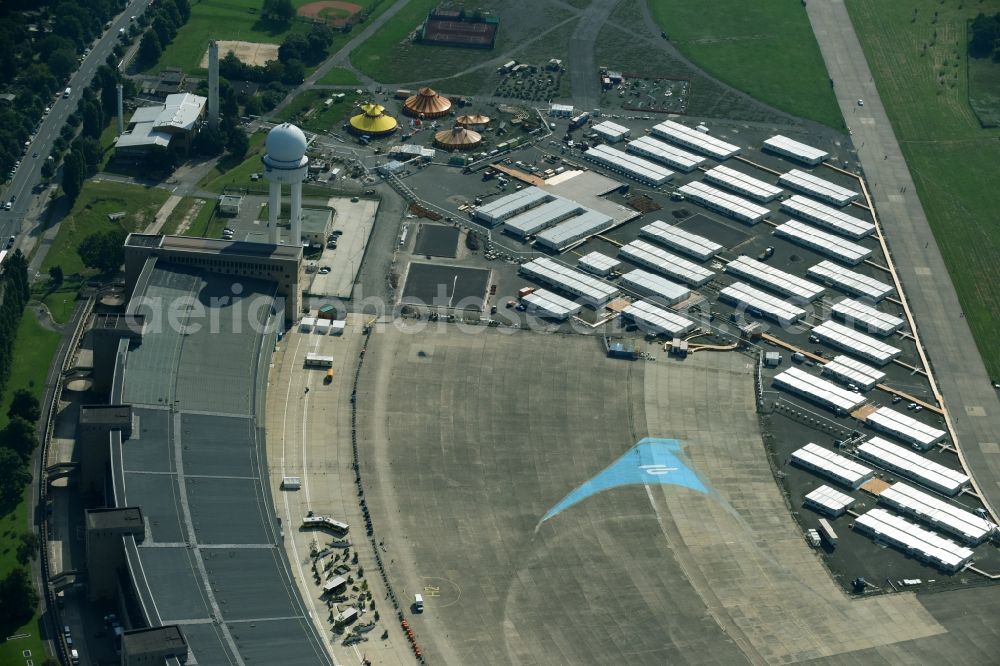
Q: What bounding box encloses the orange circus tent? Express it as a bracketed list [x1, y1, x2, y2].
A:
[433, 126, 482, 151]
[403, 87, 452, 118]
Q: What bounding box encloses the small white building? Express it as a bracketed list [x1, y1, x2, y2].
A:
[218, 195, 242, 216]
[549, 103, 574, 118]
[592, 121, 630, 143]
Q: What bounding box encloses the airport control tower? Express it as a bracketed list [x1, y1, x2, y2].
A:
[262, 123, 308, 245]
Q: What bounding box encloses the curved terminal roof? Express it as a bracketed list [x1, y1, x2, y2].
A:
[266, 122, 307, 162]
[349, 103, 398, 136]
[403, 87, 452, 118]
[433, 126, 482, 150]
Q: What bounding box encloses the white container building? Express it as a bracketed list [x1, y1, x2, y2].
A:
[619, 239, 714, 287]
[879, 482, 995, 544]
[583, 145, 673, 186]
[856, 436, 969, 496]
[703, 165, 783, 202]
[621, 299, 696, 337]
[639, 220, 721, 261]
[830, 298, 904, 337]
[475, 187, 551, 226]
[865, 406, 947, 451]
[774, 220, 872, 265]
[626, 135, 705, 172]
[592, 120, 630, 143]
[807, 261, 894, 302]
[773, 367, 867, 414]
[535, 210, 615, 252]
[503, 198, 581, 238]
[718, 282, 806, 326]
[803, 484, 855, 517]
[779, 169, 860, 206]
[811, 320, 901, 366]
[781, 195, 874, 240]
[677, 181, 770, 225]
[521, 288, 583, 320]
[620, 269, 691, 306]
[578, 251, 620, 277]
[724, 255, 825, 302]
[821, 354, 885, 391]
[650, 120, 740, 160]
[762, 134, 828, 166]
[519, 257, 618, 307]
[790, 442, 873, 489]
[853, 508, 974, 573]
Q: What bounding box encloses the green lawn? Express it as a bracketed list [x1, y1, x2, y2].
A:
[198, 132, 268, 193]
[274, 90, 361, 134]
[182, 199, 225, 239]
[32, 278, 84, 325]
[0, 310, 61, 666]
[847, 0, 1000, 378]
[648, 1, 844, 129]
[41, 180, 170, 277]
[317, 66, 362, 86]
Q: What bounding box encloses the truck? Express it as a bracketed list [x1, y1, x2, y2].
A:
[569, 112, 590, 130]
[324, 367, 334, 384]
[817, 518, 839, 548]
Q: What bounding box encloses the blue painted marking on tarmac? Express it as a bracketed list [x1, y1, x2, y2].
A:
[540, 438, 709, 523]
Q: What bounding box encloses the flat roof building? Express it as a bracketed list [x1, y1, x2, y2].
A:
[115, 93, 206, 155]
[762, 134, 828, 165]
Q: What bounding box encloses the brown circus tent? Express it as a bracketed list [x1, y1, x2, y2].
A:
[456, 114, 490, 128]
[433, 126, 482, 151]
[403, 87, 452, 118]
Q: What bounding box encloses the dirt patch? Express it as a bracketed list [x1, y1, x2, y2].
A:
[298, 1, 363, 27]
[199, 41, 279, 68]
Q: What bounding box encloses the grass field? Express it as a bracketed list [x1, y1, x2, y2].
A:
[846, 0, 1000, 378]
[0, 310, 61, 666]
[33, 278, 83, 325]
[968, 44, 1000, 127]
[198, 132, 272, 193]
[649, 1, 844, 129]
[317, 66, 362, 86]
[40, 181, 170, 277]
[274, 90, 361, 133]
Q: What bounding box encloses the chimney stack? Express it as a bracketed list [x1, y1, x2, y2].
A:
[208, 40, 219, 128]
[116, 84, 124, 135]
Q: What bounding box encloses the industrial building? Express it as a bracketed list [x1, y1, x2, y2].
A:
[878, 483, 995, 545]
[535, 210, 615, 252]
[650, 120, 741, 160]
[856, 437, 969, 496]
[830, 298, 904, 337]
[114, 92, 206, 155]
[723, 255, 825, 302]
[577, 251, 620, 276]
[592, 120, 631, 143]
[619, 239, 714, 287]
[619, 269, 690, 306]
[521, 288, 582, 320]
[703, 165, 783, 202]
[773, 367, 867, 414]
[639, 220, 721, 261]
[853, 508, 974, 573]
[779, 170, 859, 207]
[519, 257, 617, 307]
[821, 354, 885, 391]
[504, 198, 582, 238]
[865, 406, 947, 451]
[790, 442, 874, 489]
[625, 135, 705, 172]
[781, 195, 874, 240]
[762, 134, 828, 165]
[807, 261, 894, 301]
[474, 187, 552, 226]
[810, 320, 901, 366]
[677, 181, 770, 225]
[803, 485, 855, 517]
[774, 220, 872, 265]
[718, 282, 806, 326]
[621, 299, 695, 337]
[583, 145, 673, 186]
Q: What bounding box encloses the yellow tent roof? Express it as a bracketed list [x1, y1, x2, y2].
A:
[349, 103, 398, 135]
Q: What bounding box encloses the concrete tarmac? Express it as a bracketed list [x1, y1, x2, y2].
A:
[807, 0, 1000, 519]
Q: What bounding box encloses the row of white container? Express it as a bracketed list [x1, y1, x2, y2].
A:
[854, 508, 973, 573]
[774, 366, 867, 414]
[724, 255, 825, 303]
[677, 181, 770, 224]
[779, 169, 859, 207]
[619, 239, 715, 287]
[651, 119, 741, 160]
[639, 219, 722, 261]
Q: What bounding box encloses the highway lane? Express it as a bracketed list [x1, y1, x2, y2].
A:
[0, 0, 153, 251]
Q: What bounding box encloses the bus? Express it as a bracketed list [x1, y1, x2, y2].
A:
[304, 352, 334, 368]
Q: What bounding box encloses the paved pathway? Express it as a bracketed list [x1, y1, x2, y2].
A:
[807, 0, 1000, 518]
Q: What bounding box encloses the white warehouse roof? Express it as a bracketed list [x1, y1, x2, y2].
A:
[830, 298, 904, 337]
[774, 220, 873, 265]
[762, 135, 828, 165]
[821, 354, 885, 391]
[475, 187, 551, 224]
[521, 288, 583, 320]
[811, 320, 901, 366]
[865, 406, 947, 451]
[718, 282, 806, 326]
[724, 255, 824, 302]
[584, 144, 673, 185]
[779, 169, 860, 206]
[773, 366, 867, 414]
[854, 508, 974, 572]
[519, 257, 617, 306]
[651, 120, 740, 160]
[781, 195, 875, 240]
[639, 220, 721, 261]
[626, 135, 705, 172]
[622, 299, 695, 337]
[535, 210, 615, 251]
[879, 482, 994, 544]
[592, 120, 630, 142]
[619, 239, 714, 287]
[620, 269, 691, 306]
[704, 165, 783, 202]
[578, 251, 620, 276]
[807, 261, 894, 301]
[804, 484, 855, 516]
[678, 181, 770, 224]
[790, 442, 873, 489]
[856, 436, 969, 496]
[504, 198, 582, 237]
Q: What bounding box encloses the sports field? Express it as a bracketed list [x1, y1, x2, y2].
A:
[846, 0, 1000, 379]
[649, 1, 843, 129]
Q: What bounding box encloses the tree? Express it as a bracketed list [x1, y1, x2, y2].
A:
[15, 532, 39, 565]
[195, 126, 226, 156]
[151, 16, 175, 47]
[49, 265, 64, 287]
[62, 150, 85, 203]
[281, 59, 305, 85]
[8, 389, 40, 423]
[81, 99, 105, 140]
[0, 567, 38, 629]
[0, 449, 30, 511]
[77, 229, 127, 274]
[1, 417, 38, 460]
[262, 0, 296, 24]
[76, 137, 103, 173]
[138, 30, 162, 68]
[243, 95, 262, 117]
[47, 48, 77, 80]
[226, 127, 249, 159]
[969, 12, 1000, 59]
[279, 34, 308, 63]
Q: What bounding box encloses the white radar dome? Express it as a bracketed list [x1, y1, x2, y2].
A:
[265, 123, 307, 163]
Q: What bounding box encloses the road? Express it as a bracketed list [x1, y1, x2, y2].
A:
[0, 0, 154, 250]
[806, 0, 1000, 519]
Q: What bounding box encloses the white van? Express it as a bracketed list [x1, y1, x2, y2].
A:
[414, 593, 424, 612]
[70, 649, 80, 664]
